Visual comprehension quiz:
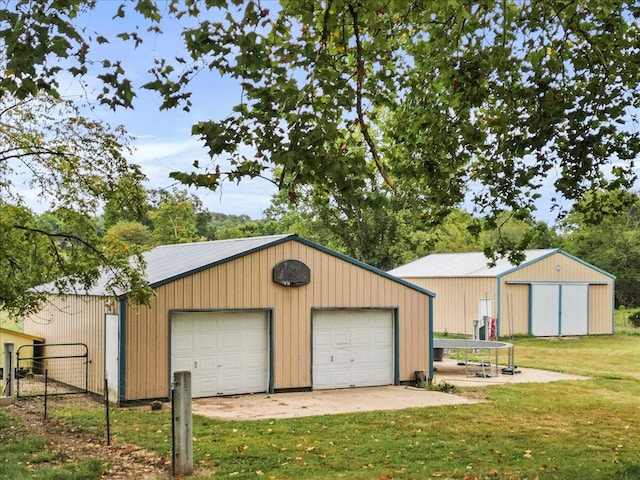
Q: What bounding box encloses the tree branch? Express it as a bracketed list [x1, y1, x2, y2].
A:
[347, 3, 396, 189]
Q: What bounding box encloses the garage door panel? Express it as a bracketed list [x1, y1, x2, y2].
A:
[313, 309, 394, 390]
[370, 367, 393, 384]
[173, 356, 193, 372]
[371, 347, 393, 366]
[221, 353, 242, 369]
[351, 349, 370, 364]
[243, 353, 267, 371]
[171, 311, 268, 398]
[333, 330, 351, 345]
[197, 354, 218, 370]
[372, 328, 392, 343]
[196, 376, 220, 397]
[221, 331, 242, 351]
[332, 350, 352, 366]
[245, 331, 265, 348]
[173, 333, 194, 353]
[314, 351, 332, 368]
[314, 331, 331, 347]
[243, 373, 269, 392]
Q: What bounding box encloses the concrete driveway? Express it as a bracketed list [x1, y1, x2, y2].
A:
[192, 385, 477, 421]
[192, 359, 588, 421]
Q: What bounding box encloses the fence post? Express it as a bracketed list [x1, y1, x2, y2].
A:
[172, 371, 193, 477]
[2, 343, 14, 397]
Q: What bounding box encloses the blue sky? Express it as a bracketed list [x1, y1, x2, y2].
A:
[55, 3, 279, 219]
[38, 2, 635, 226]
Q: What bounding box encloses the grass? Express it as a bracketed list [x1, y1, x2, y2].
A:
[2, 322, 640, 479]
[0, 407, 104, 479]
[47, 376, 640, 479]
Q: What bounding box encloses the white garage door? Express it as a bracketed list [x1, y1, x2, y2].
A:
[531, 284, 589, 336]
[171, 311, 269, 398]
[312, 309, 394, 390]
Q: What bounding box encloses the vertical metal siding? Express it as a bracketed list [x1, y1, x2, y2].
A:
[122, 241, 432, 401]
[23, 295, 111, 396]
[499, 284, 530, 336]
[398, 277, 496, 335]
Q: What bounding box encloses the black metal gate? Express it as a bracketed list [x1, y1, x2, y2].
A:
[16, 343, 88, 398]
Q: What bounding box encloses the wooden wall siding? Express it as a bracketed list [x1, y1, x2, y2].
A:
[396, 277, 496, 335]
[124, 240, 431, 401]
[24, 295, 109, 395]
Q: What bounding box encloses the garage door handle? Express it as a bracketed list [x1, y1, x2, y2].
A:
[194, 361, 197, 369]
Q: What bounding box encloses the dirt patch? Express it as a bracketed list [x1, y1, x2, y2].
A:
[3, 396, 171, 479]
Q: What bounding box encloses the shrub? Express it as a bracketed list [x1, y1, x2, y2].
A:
[628, 311, 640, 327]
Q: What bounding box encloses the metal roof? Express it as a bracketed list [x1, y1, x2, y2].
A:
[35, 234, 293, 297]
[36, 233, 435, 298]
[388, 249, 558, 278]
[144, 234, 293, 287]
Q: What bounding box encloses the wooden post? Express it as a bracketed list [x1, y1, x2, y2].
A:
[172, 371, 193, 477]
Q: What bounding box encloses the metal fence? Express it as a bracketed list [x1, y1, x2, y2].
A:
[16, 343, 88, 397]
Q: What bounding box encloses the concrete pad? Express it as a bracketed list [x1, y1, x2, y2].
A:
[191, 360, 589, 421]
[192, 385, 477, 421]
[433, 358, 589, 387]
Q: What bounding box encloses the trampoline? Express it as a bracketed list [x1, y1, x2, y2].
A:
[433, 338, 516, 378]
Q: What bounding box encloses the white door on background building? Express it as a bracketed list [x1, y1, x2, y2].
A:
[478, 298, 492, 320]
[171, 311, 268, 398]
[531, 284, 589, 336]
[312, 309, 394, 390]
[560, 284, 589, 336]
[531, 284, 561, 336]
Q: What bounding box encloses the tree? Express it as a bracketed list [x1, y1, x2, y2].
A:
[265, 185, 440, 270]
[0, 94, 153, 315]
[561, 189, 640, 307]
[3, 1, 640, 259]
[148, 189, 203, 244]
[105, 220, 156, 250]
[196, 211, 254, 240]
[101, 174, 151, 230]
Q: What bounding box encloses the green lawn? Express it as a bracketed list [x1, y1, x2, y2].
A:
[2, 328, 640, 479]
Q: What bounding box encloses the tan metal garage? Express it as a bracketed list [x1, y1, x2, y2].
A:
[389, 249, 615, 337]
[25, 234, 434, 403]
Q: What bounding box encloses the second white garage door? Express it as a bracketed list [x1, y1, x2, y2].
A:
[312, 309, 394, 390]
[171, 311, 269, 398]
